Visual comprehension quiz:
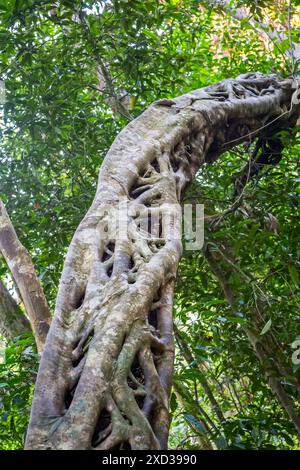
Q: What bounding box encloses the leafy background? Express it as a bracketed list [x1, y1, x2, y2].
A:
[0, 0, 299, 449]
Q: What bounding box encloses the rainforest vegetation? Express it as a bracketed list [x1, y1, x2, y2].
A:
[0, 0, 300, 450]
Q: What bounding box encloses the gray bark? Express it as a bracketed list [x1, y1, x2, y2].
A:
[0, 279, 31, 339]
[0, 201, 52, 352]
[25, 73, 299, 450]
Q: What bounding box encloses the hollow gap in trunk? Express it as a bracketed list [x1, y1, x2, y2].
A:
[152, 193, 162, 205]
[71, 353, 83, 368]
[75, 289, 86, 309]
[71, 329, 94, 367]
[127, 376, 138, 390]
[128, 256, 134, 270]
[150, 158, 160, 173]
[205, 139, 220, 162]
[120, 442, 132, 450]
[102, 242, 115, 262]
[129, 183, 151, 200]
[91, 409, 112, 447]
[185, 142, 192, 158]
[131, 356, 145, 385]
[147, 213, 153, 235]
[148, 308, 158, 329]
[127, 374, 146, 410]
[148, 406, 157, 432]
[135, 395, 146, 410]
[64, 386, 76, 410]
[151, 348, 161, 368]
[107, 265, 113, 277]
[169, 154, 180, 172]
[112, 441, 131, 450]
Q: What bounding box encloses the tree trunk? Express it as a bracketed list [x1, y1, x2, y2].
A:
[0, 279, 31, 339]
[25, 73, 298, 450]
[0, 201, 52, 351]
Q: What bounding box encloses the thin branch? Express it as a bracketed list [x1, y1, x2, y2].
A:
[78, 7, 133, 121]
[0, 278, 31, 339]
[204, 244, 300, 435]
[0, 201, 51, 352]
[174, 324, 226, 424]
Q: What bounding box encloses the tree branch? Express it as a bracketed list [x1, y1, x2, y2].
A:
[0, 278, 31, 339]
[204, 244, 300, 436]
[0, 201, 51, 352]
[173, 379, 215, 449]
[78, 8, 133, 121]
[25, 73, 299, 449]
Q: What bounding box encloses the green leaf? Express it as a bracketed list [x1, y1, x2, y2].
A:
[214, 435, 228, 450]
[183, 413, 207, 434]
[288, 264, 299, 287]
[260, 319, 272, 336]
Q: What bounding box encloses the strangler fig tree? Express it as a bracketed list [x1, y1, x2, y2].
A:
[25, 73, 300, 450]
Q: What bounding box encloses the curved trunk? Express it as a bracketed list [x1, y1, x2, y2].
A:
[25, 73, 298, 450]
